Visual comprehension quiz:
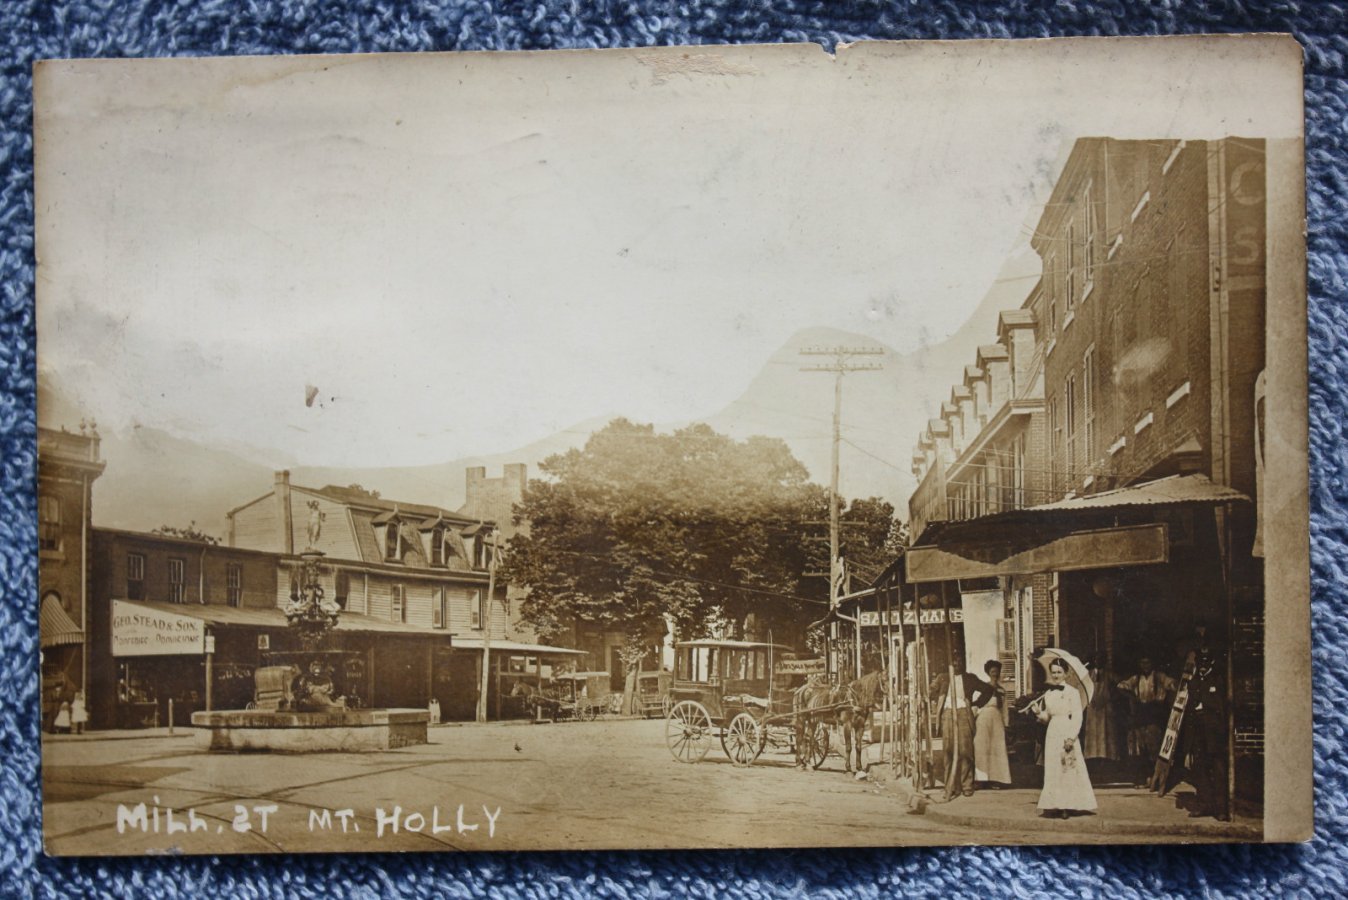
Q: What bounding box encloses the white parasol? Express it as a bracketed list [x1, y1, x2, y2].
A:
[1035, 647, 1094, 709]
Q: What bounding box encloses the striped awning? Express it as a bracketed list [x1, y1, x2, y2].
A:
[40, 594, 83, 648]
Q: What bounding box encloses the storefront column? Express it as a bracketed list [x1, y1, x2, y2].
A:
[204, 629, 214, 712]
[426, 642, 434, 706]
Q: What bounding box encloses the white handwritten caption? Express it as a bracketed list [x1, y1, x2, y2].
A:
[116, 797, 501, 839]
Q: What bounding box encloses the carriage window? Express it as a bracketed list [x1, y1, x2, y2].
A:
[727, 650, 750, 680]
[692, 647, 717, 683]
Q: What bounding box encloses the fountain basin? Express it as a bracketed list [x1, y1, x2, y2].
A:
[191, 708, 429, 752]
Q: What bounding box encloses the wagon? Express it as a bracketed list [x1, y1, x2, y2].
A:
[634, 669, 672, 718]
[554, 671, 613, 721]
[664, 639, 832, 768]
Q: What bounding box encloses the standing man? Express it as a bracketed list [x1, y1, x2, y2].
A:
[1182, 648, 1231, 821]
[931, 660, 992, 800]
[1117, 656, 1177, 785]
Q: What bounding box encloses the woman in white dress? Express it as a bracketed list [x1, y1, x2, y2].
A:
[1034, 657, 1098, 818]
[70, 690, 89, 734]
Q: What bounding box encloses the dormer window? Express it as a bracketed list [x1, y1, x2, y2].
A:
[385, 521, 399, 560]
[430, 525, 445, 567]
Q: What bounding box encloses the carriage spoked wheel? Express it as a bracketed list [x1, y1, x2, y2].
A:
[666, 700, 713, 763]
[721, 712, 767, 767]
[804, 720, 830, 770]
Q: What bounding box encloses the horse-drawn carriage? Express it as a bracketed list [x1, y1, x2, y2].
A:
[513, 670, 614, 722]
[664, 639, 838, 768]
[634, 669, 672, 718]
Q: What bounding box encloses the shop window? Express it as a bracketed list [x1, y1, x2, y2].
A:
[334, 569, 349, 610]
[38, 494, 62, 553]
[168, 557, 186, 603]
[126, 553, 146, 600]
[226, 563, 242, 607]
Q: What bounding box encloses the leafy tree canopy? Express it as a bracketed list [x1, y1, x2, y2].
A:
[151, 521, 220, 545]
[501, 419, 901, 647]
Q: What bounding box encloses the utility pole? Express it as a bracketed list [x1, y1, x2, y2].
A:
[476, 527, 501, 724]
[801, 344, 883, 679]
[800, 345, 884, 607]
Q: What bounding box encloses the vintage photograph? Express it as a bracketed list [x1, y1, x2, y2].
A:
[34, 37, 1309, 854]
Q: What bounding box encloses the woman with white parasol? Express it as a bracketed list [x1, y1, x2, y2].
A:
[1022, 648, 1098, 818]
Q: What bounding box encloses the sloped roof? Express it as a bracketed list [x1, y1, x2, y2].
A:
[350, 510, 383, 563]
[312, 485, 477, 525]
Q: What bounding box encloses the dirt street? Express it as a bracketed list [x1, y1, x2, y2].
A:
[43, 718, 1013, 855]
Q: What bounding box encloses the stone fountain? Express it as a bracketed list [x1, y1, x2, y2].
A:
[191, 510, 430, 752]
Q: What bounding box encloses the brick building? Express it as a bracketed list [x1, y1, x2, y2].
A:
[892, 137, 1267, 814]
[37, 424, 105, 730]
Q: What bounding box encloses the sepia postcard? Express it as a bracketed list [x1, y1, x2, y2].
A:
[33, 35, 1310, 854]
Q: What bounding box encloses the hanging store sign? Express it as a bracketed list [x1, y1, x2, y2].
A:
[774, 657, 826, 676]
[856, 608, 964, 627]
[111, 600, 205, 657]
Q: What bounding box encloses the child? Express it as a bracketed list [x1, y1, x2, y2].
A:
[54, 700, 72, 734]
[71, 690, 88, 734]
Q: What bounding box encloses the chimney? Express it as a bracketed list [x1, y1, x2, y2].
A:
[503, 463, 528, 500]
[463, 466, 487, 514]
[941, 401, 963, 454]
[275, 470, 294, 555]
[998, 309, 1039, 399]
[964, 365, 988, 428]
[952, 385, 975, 447]
[977, 344, 1011, 412]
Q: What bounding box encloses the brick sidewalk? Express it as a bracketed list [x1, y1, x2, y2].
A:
[886, 777, 1261, 839]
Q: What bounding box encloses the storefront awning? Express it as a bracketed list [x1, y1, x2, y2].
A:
[451, 638, 587, 657]
[112, 599, 460, 639]
[40, 594, 83, 648]
[904, 474, 1248, 582]
[907, 522, 1170, 581]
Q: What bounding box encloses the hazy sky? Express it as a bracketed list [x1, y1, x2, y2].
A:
[35, 39, 1301, 469]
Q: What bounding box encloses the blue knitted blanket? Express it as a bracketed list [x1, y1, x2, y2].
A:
[5, 2, 1345, 896]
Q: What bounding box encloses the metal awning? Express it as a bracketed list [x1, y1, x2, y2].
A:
[40, 594, 83, 648]
[904, 475, 1246, 582]
[907, 522, 1170, 581]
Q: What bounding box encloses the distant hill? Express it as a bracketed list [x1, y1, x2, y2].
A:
[698, 248, 1039, 507]
[38, 371, 600, 537]
[39, 249, 1036, 531]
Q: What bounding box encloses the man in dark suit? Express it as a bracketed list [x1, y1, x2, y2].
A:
[1182, 647, 1231, 821]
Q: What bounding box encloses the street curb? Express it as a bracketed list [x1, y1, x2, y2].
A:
[870, 773, 1262, 840]
[913, 794, 1263, 839]
[45, 732, 194, 743]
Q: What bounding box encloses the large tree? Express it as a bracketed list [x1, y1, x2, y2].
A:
[501, 419, 899, 645]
